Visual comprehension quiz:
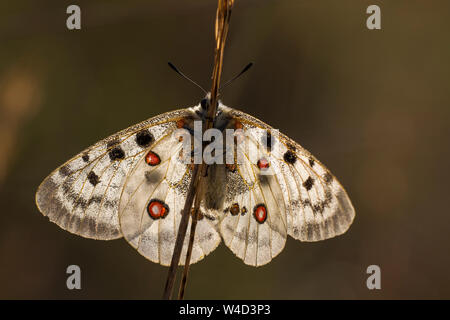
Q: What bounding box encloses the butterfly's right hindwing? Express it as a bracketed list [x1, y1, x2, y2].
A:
[118, 121, 221, 266]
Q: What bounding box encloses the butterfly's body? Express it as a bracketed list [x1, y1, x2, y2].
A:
[36, 99, 355, 267]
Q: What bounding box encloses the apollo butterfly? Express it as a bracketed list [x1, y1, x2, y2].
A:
[35, 97, 355, 266]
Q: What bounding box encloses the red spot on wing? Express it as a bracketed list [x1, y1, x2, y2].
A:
[234, 120, 243, 130]
[257, 158, 270, 170]
[230, 203, 240, 216]
[147, 199, 169, 219]
[176, 119, 185, 128]
[253, 204, 267, 224]
[145, 151, 161, 166]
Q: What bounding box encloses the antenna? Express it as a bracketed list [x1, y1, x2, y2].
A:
[220, 62, 253, 90]
[168, 62, 207, 94]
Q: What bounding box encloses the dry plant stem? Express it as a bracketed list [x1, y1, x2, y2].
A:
[162, 164, 201, 299]
[177, 188, 203, 299]
[177, 0, 235, 300]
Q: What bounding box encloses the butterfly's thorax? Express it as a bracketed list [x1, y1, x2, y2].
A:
[188, 101, 235, 131]
[187, 102, 240, 220]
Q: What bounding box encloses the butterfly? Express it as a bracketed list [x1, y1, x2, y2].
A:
[35, 97, 355, 267]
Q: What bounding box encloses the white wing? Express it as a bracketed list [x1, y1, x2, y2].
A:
[219, 138, 287, 266]
[219, 106, 355, 266]
[119, 126, 221, 266]
[36, 101, 354, 267]
[36, 108, 190, 240]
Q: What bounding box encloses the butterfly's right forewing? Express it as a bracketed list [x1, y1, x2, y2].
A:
[36, 109, 192, 240]
[218, 107, 355, 266]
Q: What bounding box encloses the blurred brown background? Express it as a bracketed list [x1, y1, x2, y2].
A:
[1, 0, 449, 299]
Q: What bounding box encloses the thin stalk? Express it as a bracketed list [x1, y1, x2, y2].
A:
[177, 0, 235, 300]
[162, 164, 201, 299]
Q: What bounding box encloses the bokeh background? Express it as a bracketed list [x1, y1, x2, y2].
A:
[1, 0, 449, 299]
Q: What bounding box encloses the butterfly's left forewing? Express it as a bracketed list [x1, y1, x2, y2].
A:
[35, 131, 150, 240]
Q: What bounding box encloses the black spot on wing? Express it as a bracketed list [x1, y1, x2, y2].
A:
[74, 197, 88, 210]
[82, 153, 90, 162]
[109, 146, 125, 161]
[313, 203, 323, 213]
[230, 203, 240, 216]
[302, 199, 312, 207]
[303, 176, 314, 191]
[59, 165, 71, 177]
[324, 172, 333, 184]
[88, 196, 102, 205]
[136, 129, 154, 148]
[287, 143, 296, 151]
[87, 171, 100, 186]
[85, 196, 116, 208]
[312, 190, 333, 216]
[309, 158, 315, 167]
[197, 230, 215, 244]
[104, 199, 118, 209]
[61, 179, 72, 194]
[106, 138, 120, 149]
[325, 189, 333, 202]
[290, 189, 334, 217]
[283, 150, 297, 164]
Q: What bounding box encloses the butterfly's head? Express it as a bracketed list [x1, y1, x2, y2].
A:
[200, 93, 211, 110]
[200, 93, 222, 112]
